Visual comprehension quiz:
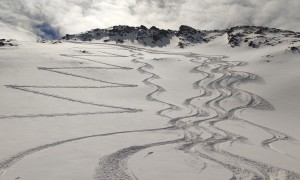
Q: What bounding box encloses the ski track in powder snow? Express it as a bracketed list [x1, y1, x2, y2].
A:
[0, 42, 300, 180]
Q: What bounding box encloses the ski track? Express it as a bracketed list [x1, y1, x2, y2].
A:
[0, 126, 175, 175]
[1, 42, 300, 179]
[94, 44, 300, 180]
[0, 48, 146, 175]
[130, 52, 180, 119]
[177, 56, 300, 179]
[94, 138, 184, 180]
[1, 52, 142, 119]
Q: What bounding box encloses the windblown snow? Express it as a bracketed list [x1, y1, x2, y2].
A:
[0, 25, 300, 180]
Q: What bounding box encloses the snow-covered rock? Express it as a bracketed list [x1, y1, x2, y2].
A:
[226, 26, 300, 48]
[61, 25, 300, 51]
[62, 25, 209, 47]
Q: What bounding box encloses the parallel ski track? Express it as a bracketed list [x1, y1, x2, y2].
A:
[179, 56, 300, 179]
[92, 44, 300, 180]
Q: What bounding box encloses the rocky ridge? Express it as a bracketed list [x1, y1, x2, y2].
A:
[61, 25, 300, 49]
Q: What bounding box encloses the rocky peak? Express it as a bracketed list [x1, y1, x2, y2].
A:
[176, 25, 206, 46]
[140, 25, 148, 30]
[149, 26, 159, 31]
[178, 25, 198, 35]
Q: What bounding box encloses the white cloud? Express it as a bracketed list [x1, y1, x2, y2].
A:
[0, 0, 299, 40]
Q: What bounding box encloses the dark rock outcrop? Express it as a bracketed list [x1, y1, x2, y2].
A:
[0, 39, 17, 47]
[290, 46, 300, 53]
[176, 25, 205, 43]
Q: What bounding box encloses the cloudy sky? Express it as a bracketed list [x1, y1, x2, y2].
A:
[1, 0, 299, 40]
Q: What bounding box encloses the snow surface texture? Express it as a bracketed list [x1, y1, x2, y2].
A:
[0, 26, 300, 180]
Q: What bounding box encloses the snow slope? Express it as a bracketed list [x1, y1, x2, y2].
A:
[0, 30, 300, 180]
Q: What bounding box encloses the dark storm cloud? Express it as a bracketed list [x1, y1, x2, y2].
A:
[0, 0, 299, 40]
